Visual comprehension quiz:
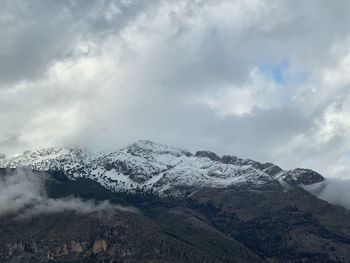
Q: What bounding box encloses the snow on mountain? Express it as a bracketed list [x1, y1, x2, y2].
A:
[0, 140, 325, 195]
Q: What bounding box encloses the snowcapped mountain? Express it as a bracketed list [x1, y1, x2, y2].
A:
[0, 140, 324, 195]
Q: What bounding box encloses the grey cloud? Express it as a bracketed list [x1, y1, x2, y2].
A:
[0, 1, 79, 84]
[0, 0, 160, 85]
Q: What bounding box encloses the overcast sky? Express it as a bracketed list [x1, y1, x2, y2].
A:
[2, 0, 350, 178]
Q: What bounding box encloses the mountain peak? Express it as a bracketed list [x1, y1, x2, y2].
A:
[195, 151, 221, 161]
[128, 139, 160, 148]
[282, 168, 325, 186]
[124, 140, 192, 158]
[126, 140, 172, 152]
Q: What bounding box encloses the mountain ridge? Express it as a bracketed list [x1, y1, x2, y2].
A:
[0, 140, 325, 195]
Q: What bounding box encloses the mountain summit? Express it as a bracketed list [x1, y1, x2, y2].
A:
[0, 140, 324, 195]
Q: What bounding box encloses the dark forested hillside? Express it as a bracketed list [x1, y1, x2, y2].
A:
[1, 168, 350, 262]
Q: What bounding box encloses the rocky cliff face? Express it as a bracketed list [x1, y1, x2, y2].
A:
[0, 198, 263, 263]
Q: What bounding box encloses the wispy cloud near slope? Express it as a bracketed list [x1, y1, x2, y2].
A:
[0, 170, 135, 218]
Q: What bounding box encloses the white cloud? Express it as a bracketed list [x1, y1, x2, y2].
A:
[2, 0, 350, 179]
[197, 67, 282, 117]
[0, 169, 136, 218]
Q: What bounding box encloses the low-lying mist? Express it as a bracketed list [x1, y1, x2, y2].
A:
[305, 179, 350, 210]
[0, 170, 136, 218]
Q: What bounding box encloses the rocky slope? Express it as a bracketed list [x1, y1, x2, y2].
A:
[0, 140, 325, 195]
[0, 207, 262, 263]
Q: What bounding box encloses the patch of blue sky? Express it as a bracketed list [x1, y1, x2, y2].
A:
[256, 59, 310, 105]
[258, 60, 289, 85]
[257, 59, 309, 86]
